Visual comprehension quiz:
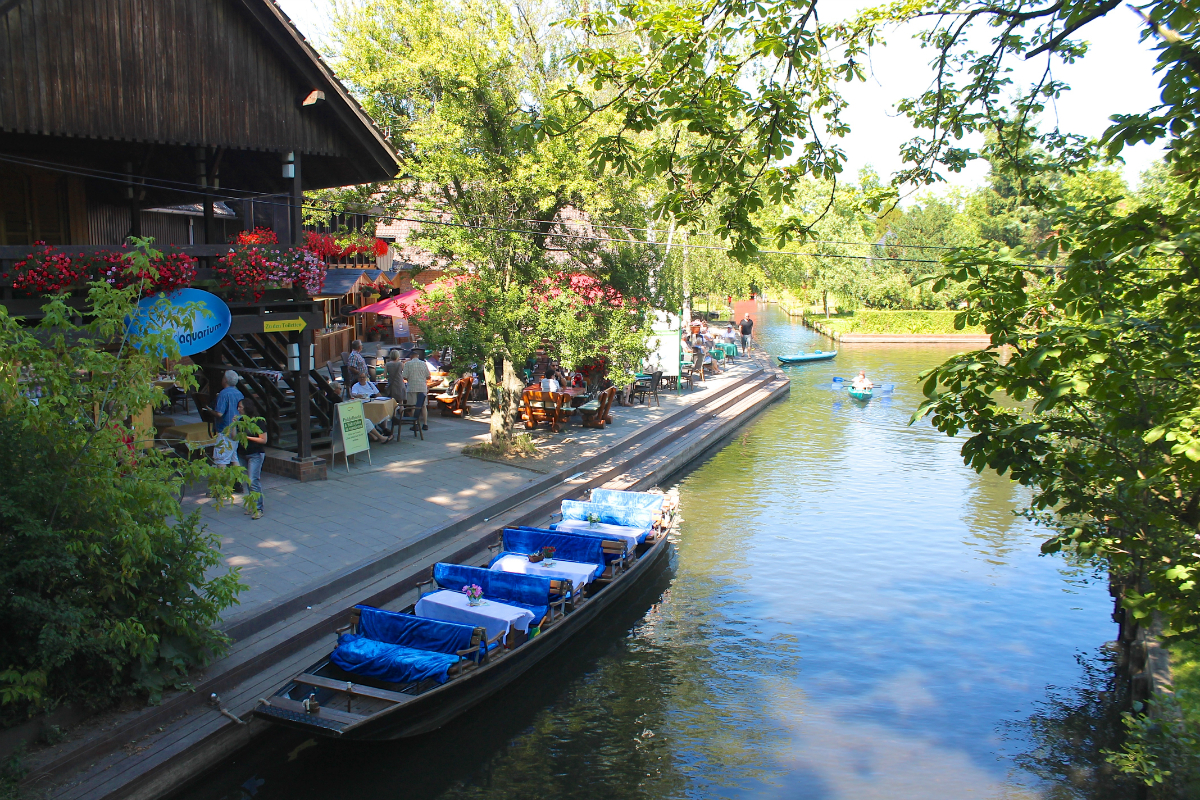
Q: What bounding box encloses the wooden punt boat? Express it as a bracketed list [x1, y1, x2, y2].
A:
[777, 350, 837, 365]
[252, 512, 675, 740]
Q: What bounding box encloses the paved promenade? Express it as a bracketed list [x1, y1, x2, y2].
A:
[188, 360, 760, 617]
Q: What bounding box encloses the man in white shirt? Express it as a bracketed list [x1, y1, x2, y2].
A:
[402, 349, 433, 430]
[350, 373, 380, 399]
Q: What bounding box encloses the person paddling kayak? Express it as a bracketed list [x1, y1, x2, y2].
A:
[851, 370, 874, 391]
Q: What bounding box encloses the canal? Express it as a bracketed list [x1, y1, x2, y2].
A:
[178, 305, 1126, 800]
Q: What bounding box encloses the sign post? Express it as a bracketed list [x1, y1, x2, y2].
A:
[333, 401, 372, 471]
[264, 318, 307, 333]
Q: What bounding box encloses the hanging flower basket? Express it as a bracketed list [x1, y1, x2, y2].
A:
[5, 244, 197, 294]
[214, 246, 326, 301]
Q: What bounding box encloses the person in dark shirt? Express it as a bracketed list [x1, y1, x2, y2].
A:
[237, 398, 268, 520]
[738, 313, 754, 354]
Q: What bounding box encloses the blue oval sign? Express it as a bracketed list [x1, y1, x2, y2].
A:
[129, 288, 232, 357]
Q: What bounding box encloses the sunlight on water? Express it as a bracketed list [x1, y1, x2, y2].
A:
[174, 305, 1122, 800]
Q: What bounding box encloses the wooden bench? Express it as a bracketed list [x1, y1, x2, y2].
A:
[436, 375, 474, 417]
[579, 386, 616, 429]
[522, 390, 571, 432]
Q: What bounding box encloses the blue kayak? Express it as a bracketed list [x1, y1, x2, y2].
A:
[778, 350, 837, 365]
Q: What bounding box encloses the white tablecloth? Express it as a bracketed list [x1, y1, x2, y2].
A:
[414, 590, 535, 643]
[490, 554, 599, 591]
[554, 519, 648, 552]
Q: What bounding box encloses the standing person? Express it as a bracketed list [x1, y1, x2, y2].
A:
[402, 348, 432, 431]
[385, 349, 406, 403]
[213, 370, 243, 470]
[738, 312, 754, 354]
[238, 398, 267, 520]
[346, 340, 368, 382]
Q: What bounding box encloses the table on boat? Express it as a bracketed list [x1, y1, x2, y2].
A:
[553, 519, 649, 552]
[490, 554, 599, 591]
[414, 590, 535, 644]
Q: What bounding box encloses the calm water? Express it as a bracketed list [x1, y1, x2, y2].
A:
[179, 306, 1126, 800]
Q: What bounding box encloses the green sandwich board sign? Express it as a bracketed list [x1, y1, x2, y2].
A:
[334, 401, 372, 471]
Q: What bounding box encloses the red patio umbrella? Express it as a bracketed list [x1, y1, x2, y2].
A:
[351, 288, 421, 317]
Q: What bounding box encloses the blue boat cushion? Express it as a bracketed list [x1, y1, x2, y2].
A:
[432, 562, 554, 622]
[497, 529, 606, 578]
[328, 605, 486, 685]
[560, 499, 655, 530]
[590, 489, 664, 512]
[330, 634, 463, 685]
[356, 605, 479, 657]
[517, 525, 643, 559]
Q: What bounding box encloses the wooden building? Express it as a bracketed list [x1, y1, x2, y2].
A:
[0, 0, 396, 246]
[0, 0, 400, 471]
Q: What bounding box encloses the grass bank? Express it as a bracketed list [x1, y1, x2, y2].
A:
[806, 309, 985, 337]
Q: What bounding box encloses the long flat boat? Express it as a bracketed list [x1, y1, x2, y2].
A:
[778, 350, 837, 365]
[252, 508, 675, 740]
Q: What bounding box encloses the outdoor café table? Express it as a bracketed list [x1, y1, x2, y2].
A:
[361, 397, 397, 424]
[553, 519, 647, 553]
[562, 386, 589, 409]
[490, 554, 598, 592]
[414, 589, 535, 644]
[715, 342, 737, 359]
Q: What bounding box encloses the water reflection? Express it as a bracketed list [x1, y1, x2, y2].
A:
[1008, 647, 1137, 800]
[174, 305, 1120, 800]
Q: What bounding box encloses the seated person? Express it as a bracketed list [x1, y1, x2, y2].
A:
[541, 373, 562, 392]
[723, 324, 738, 342]
[365, 415, 392, 442]
[350, 373, 381, 399]
[851, 370, 874, 391]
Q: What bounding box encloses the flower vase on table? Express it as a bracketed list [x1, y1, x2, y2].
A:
[464, 583, 484, 606]
[539, 546, 556, 567]
[587, 513, 600, 528]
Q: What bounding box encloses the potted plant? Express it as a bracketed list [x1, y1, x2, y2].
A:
[540, 546, 556, 566]
[463, 583, 484, 606]
[587, 512, 600, 528]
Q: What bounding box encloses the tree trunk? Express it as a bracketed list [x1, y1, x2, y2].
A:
[484, 355, 525, 444]
[823, 290, 830, 319]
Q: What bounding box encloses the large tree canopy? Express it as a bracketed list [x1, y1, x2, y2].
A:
[327, 0, 658, 441]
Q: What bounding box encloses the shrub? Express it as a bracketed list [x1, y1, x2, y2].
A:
[0, 242, 243, 726]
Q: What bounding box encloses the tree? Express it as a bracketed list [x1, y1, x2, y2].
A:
[328, 0, 656, 443]
[554, 0, 862, 258]
[875, 193, 975, 309]
[0, 242, 243, 725]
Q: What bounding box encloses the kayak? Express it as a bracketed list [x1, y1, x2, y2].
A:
[778, 350, 837, 365]
[848, 387, 873, 401]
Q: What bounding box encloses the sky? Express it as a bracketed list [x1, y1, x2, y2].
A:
[278, 0, 1167, 198]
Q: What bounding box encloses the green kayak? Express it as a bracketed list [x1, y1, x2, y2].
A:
[848, 387, 873, 401]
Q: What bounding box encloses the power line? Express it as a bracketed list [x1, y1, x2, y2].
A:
[1, 151, 1173, 272]
[0, 151, 964, 253]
